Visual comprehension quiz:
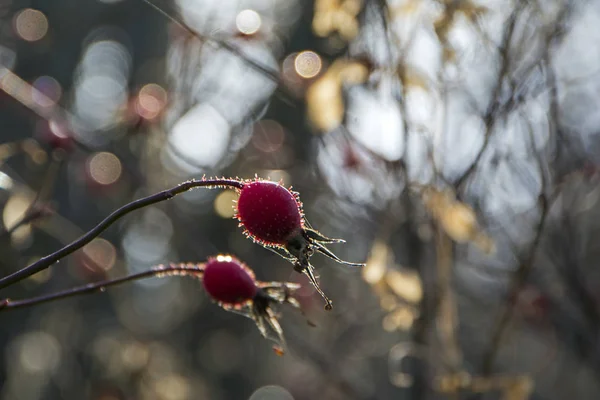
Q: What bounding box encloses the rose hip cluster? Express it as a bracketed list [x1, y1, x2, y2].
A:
[0, 255, 303, 354]
[0, 176, 364, 354]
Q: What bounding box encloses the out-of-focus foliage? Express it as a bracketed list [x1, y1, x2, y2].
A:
[1, 0, 600, 399]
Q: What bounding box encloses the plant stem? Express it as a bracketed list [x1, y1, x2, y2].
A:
[0, 263, 205, 311]
[0, 178, 243, 291]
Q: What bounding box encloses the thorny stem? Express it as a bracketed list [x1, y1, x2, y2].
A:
[0, 178, 243, 291]
[0, 264, 205, 311]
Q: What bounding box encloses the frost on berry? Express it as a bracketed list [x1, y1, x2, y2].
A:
[234, 178, 365, 311]
[201, 254, 303, 354]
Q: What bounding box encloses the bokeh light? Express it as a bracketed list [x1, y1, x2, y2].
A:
[32, 76, 62, 108]
[252, 120, 285, 153]
[213, 190, 238, 219]
[87, 152, 122, 186]
[236, 9, 261, 36]
[152, 374, 190, 400]
[136, 83, 167, 121]
[13, 331, 61, 373]
[14, 9, 48, 42]
[165, 103, 231, 174]
[388, 343, 422, 388]
[249, 385, 294, 400]
[122, 207, 174, 289]
[2, 192, 34, 245]
[71, 34, 132, 139]
[81, 238, 117, 274]
[294, 51, 322, 79]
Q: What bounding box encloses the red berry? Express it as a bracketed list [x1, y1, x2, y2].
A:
[236, 180, 303, 246]
[233, 178, 365, 311]
[202, 255, 258, 305]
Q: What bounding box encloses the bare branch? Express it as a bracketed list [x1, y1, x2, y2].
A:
[0, 263, 205, 311]
[0, 178, 243, 291]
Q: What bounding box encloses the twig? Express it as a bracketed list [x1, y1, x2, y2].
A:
[480, 2, 574, 374]
[140, 0, 295, 103]
[0, 263, 205, 311]
[480, 191, 556, 374]
[0, 178, 243, 291]
[454, 2, 523, 189]
[434, 228, 463, 370]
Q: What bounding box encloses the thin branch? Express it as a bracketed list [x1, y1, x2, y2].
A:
[480, 191, 557, 374]
[140, 0, 296, 103]
[0, 178, 243, 291]
[455, 2, 524, 189]
[0, 263, 205, 311]
[434, 228, 463, 371]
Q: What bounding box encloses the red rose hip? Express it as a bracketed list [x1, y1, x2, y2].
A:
[236, 180, 303, 245]
[234, 178, 366, 310]
[202, 255, 258, 305]
[200, 254, 304, 354]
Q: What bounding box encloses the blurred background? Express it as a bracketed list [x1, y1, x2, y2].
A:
[1, 0, 600, 399]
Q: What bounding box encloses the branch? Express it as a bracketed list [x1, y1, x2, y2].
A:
[0, 178, 243, 291]
[480, 191, 557, 374]
[140, 0, 295, 103]
[0, 263, 205, 311]
[454, 2, 523, 189]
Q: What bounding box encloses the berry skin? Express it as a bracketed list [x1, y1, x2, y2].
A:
[234, 178, 365, 310]
[202, 255, 258, 305]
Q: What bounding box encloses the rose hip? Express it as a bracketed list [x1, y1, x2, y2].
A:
[236, 180, 303, 246]
[202, 255, 258, 305]
[235, 178, 365, 310]
[201, 254, 303, 354]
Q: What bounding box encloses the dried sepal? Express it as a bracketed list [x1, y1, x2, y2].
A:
[251, 282, 304, 355]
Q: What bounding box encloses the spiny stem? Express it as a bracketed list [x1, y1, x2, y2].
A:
[0, 178, 242, 291]
[0, 263, 205, 311]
